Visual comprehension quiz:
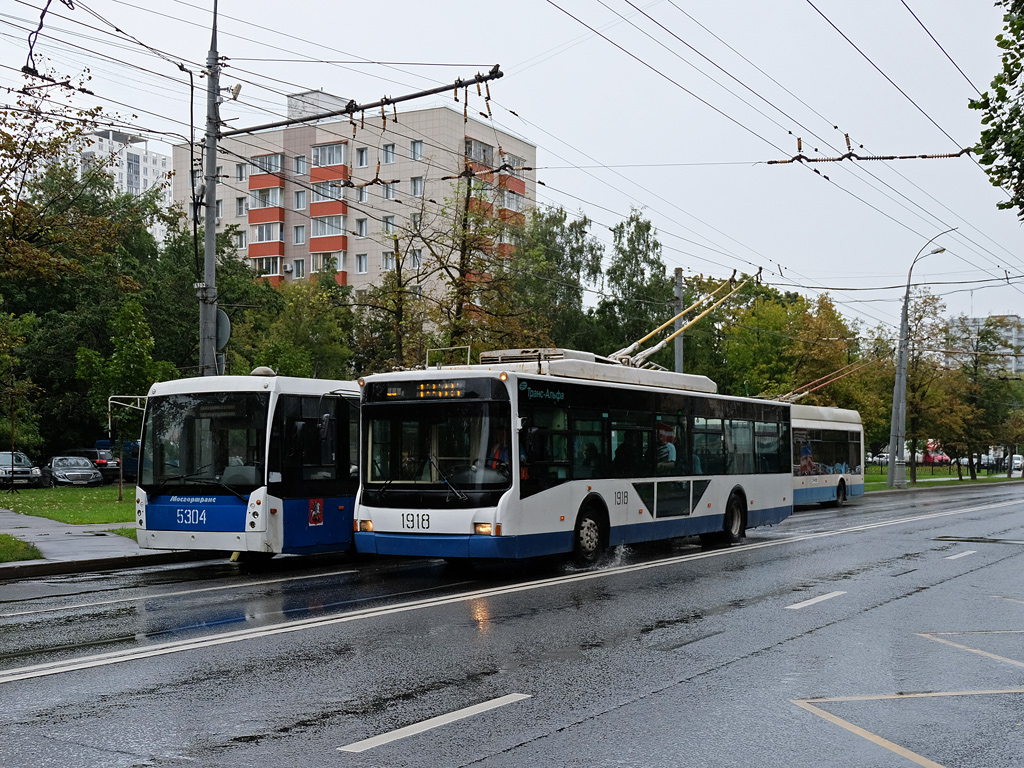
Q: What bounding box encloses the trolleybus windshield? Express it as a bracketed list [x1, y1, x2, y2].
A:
[364, 401, 513, 492]
[141, 392, 269, 491]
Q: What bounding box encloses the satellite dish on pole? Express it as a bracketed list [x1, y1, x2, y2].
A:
[216, 309, 231, 351]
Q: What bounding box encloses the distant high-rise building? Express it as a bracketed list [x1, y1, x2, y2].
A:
[963, 315, 1024, 374]
[171, 95, 536, 291]
[80, 130, 174, 243]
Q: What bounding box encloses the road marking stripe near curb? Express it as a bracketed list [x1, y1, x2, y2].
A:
[944, 550, 977, 560]
[918, 632, 1024, 669]
[785, 591, 846, 610]
[0, 498, 1017, 685]
[0, 569, 359, 618]
[337, 694, 530, 753]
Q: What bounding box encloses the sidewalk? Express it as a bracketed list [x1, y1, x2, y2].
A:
[0, 509, 213, 580]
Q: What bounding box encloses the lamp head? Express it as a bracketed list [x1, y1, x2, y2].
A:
[929, 246, 945, 255]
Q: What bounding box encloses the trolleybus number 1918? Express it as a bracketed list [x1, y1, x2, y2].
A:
[614, 491, 629, 506]
[401, 512, 430, 530]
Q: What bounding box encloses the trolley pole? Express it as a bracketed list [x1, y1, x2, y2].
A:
[197, 0, 220, 376]
[673, 267, 684, 373]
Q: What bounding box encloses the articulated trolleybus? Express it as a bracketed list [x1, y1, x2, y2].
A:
[136, 370, 360, 557]
[791, 403, 864, 507]
[354, 348, 794, 563]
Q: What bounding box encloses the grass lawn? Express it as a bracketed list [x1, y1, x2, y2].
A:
[863, 464, 1022, 492]
[106, 527, 138, 542]
[0, 532, 43, 562]
[0, 485, 136, 525]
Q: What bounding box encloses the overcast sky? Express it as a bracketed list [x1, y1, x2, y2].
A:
[2, 0, 1020, 339]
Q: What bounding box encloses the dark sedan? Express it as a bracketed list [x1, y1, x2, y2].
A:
[42, 456, 105, 487]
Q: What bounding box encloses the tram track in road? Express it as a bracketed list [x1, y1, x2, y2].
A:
[0, 497, 1017, 686]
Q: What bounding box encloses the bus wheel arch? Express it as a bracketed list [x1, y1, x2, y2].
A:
[701, 486, 746, 546]
[572, 495, 609, 566]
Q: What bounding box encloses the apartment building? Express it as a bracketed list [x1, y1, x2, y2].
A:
[81, 130, 175, 243]
[963, 315, 1024, 374]
[171, 93, 536, 291]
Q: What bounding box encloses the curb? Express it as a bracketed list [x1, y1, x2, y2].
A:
[0, 550, 223, 580]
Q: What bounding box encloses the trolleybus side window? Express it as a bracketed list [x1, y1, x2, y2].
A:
[572, 410, 608, 479]
[609, 411, 653, 478]
[755, 421, 785, 474]
[725, 419, 755, 474]
[693, 417, 724, 475]
[521, 405, 570, 482]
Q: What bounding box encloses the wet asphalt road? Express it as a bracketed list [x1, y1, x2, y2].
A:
[1, 484, 1022, 767]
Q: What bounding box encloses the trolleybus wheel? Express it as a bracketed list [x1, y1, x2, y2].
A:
[700, 491, 746, 547]
[573, 509, 604, 566]
[836, 480, 846, 506]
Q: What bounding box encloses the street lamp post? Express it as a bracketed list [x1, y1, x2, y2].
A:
[886, 229, 955, 488]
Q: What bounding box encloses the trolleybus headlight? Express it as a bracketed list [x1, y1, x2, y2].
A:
[359, 520, 373, 532]
[474, 523, 492, 535]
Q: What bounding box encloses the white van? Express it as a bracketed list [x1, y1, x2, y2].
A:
[1012, 455, 1023, 472]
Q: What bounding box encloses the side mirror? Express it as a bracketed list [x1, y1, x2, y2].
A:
[318, 413, 331, 440]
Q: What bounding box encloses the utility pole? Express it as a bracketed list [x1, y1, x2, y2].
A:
[673, 267, 684, 373]
[197, 0, 220, 376]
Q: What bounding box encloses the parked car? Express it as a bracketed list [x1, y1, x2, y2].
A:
[41, 456, 104, 487]
[0, 451, 42, 487]
[923, 450, 951, 466]
[64, 448, 121, 483]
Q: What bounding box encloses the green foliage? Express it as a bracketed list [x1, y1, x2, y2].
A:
[970, 1, 1024, 216]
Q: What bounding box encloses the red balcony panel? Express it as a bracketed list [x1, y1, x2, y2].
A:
[248, 206, 284, 224]
[334, 271, 348, 286]
[309, 200, 347, 217]
[468, 162, 493, 179]
[469, 199, 494, 216]
[309, 235, 347, 252]
[498, 209, 525, 226]
[311, 165, 349, 182]
[499, 175, 526, 195]
[248, 241, 284, 258]
[497, 243, 515, 258]
[258, 275, 284, 288]
[249, 175, 285, 190]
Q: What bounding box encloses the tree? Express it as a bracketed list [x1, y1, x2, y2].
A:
[76, 299, 176, 434]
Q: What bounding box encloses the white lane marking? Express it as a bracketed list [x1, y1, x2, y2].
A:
[944, 550, 977, 560]
[785, 591, 846, 610]
[0, 498, 1017, 685]
[0, 569, 359, 618]
[337, 693, 530, 753]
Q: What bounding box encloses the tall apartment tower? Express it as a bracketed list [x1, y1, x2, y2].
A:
[171, 94, 536, 291]
[81, 130, 175, 243]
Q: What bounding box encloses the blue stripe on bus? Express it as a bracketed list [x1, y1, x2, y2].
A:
[146, 494, 248, 532]
[793, 483, 864, 505]
[355, 503, 792, 559]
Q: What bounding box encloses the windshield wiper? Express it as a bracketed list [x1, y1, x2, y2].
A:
[430, 454, 467, 501]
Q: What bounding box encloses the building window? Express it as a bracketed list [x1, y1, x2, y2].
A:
[410, 248, 422, 269]
[235, 163, 248, 181]
[355, 218, 368, 238]
[215, 199, 223, 218]
[236, 197, 248, 216]
[294, 190, 306, 210]
[410, 176, 424, 197]
[501, 189, 525, 212]
[410, 140, 423, 161]
[252, 187, 281, 209]
[357, 186, 368, 203]
[313, 181, 344, 202]
[312, 215, 344, 238]
[382, 215, 394, 235]
[311, 252, 336, 273]
[356, 147, 368, 167]
[382, 144, 396, 164]
[356, 253, 368, 274]
[253, 256, 279, 275]
[312, 143, 346, 167]
[250, 154, 282, 175]
[294, 155, 307, 174]
[465, 138, 493, 167]
[235, 231, 247, 248]
[293, 259, 305, 278]
[410, 212, 421, 232]
[293, 225, 305, 245]
[382, 251, 395, 270]
[383, 182, 396, 200]
[252, 223, 282, 243]
[214, 165, 222, 183]
[506, 153, 525, 178]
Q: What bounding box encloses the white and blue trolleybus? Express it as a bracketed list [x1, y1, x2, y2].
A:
[354, 348, 794, 563]
[791, 403, 864, 506]
[136, 370, 360, 556]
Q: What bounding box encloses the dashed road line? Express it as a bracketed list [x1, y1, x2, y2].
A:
[785, 591, 845, 610]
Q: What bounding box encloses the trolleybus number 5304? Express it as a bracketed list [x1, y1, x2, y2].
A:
[176, 509, 207, 525]
[401, 512, 430, 530]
